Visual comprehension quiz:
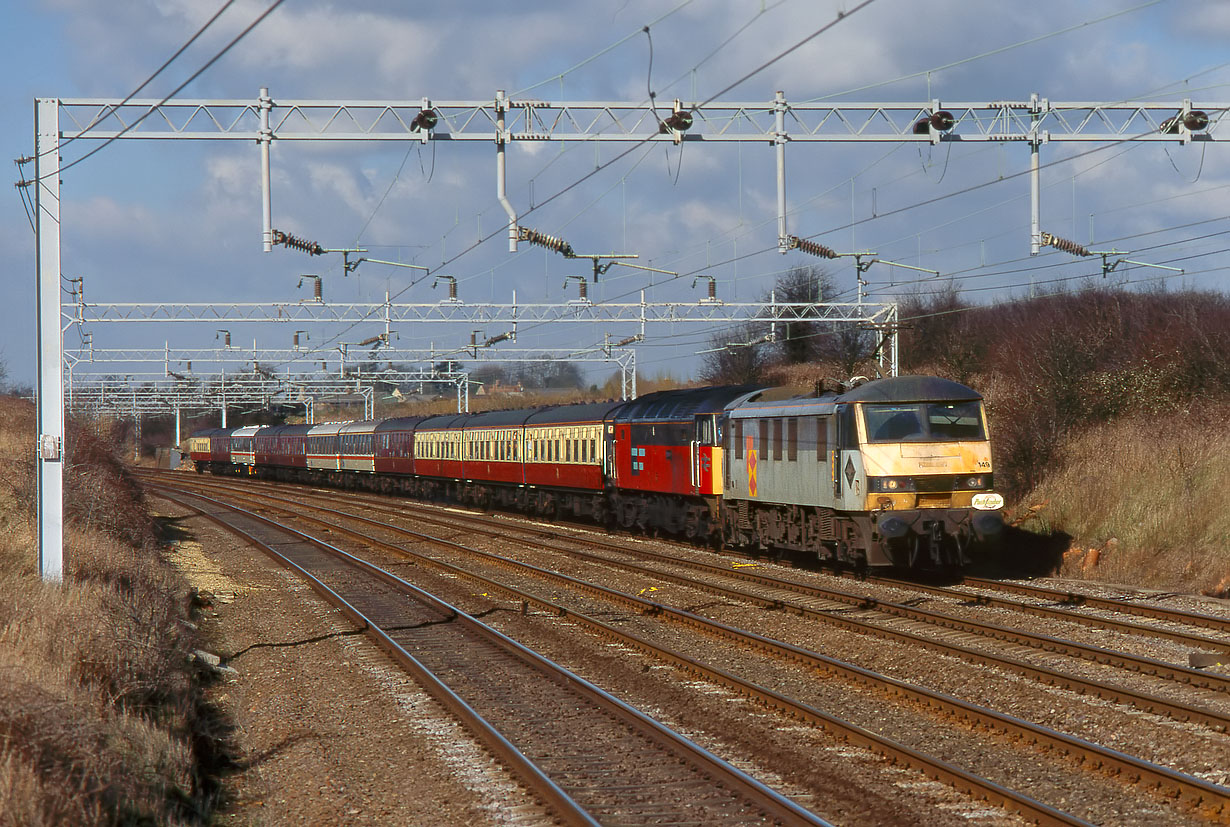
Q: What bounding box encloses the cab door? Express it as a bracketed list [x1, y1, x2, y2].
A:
[833, 404, 865, 511]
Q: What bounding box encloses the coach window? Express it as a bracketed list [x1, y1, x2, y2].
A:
[788, 417, 798, 461]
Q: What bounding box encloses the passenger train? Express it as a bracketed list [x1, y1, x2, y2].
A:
[188, 375, 1004, 570]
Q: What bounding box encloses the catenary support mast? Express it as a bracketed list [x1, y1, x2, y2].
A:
[34, 98, 63, 582]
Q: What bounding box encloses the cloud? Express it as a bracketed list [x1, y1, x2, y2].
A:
[7, 0, 1228, 386]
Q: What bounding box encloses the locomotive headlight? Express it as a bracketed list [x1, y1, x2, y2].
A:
[966, 476, 984, 489]
[869, 476, 916, 493]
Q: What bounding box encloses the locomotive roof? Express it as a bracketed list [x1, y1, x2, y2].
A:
[837, 375, 981, 403]
[611, 385, 764, 422]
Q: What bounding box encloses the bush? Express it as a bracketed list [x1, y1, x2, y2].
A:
[898, 286, 1230, 499]
[0, 396, 220, 824]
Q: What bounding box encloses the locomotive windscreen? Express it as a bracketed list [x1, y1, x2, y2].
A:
[862, 401, 985, 442]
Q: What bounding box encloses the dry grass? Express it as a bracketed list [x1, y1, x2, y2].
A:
[1014, 403, 1230, 596]
[0, 396, 220, 825]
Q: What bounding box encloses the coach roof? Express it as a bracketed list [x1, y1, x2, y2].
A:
[611, 385, 764, 422]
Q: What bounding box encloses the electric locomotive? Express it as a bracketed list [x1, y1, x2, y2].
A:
[720, 376, 1002, 568]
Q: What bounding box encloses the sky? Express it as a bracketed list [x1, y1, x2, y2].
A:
[3, 0, 1229, 393]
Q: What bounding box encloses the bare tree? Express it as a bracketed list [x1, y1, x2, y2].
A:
[513, 359, 584, 389]
[769, 265, 837, 365]
[699, 323, 771, 385]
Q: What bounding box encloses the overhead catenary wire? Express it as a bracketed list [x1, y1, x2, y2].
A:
[282, 1, 879, 369]
[804, 0, 1168, 102]
[55, 4, 1220, 391]
[24, 0, 239, 163]
[27, 0, 287, 183]
[358, 0, 798, 288]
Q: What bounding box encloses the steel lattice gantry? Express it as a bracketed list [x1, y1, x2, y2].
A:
[53, 91, 1227, 255]
[32, 91, 1225, 580]
[68, 371, 468, 421]
[65, 345, 642, 404]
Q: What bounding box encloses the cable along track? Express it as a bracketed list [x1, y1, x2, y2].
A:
[159, 487, 826, 827]
[151, 476, 1230, 824]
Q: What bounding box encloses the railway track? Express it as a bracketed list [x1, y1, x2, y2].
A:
[147, 473, 1230, 703]
[146, 471, 1230, 824]
[855, 573, 1230, 647]
[156, 485, 829, 827]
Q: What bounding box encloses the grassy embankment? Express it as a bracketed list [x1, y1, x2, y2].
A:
[0, 396, 226, 825]
[1018, 407, 1230, 593]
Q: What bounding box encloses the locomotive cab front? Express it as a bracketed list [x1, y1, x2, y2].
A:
[855, 396, 1003, 568]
